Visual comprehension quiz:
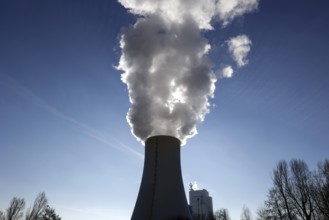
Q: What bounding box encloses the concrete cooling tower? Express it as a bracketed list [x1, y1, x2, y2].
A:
[131, 135, 192, 220]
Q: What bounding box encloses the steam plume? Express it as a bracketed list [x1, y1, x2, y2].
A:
[227, 35, 252, 67]
[220, 66, 234, 78]
[117, 0, 259, 144]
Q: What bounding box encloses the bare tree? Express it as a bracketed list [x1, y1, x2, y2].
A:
[25, 192, 48, 220]
[256, 206, 273, 220]
[0, 193, 61, 220]
[272, 161, 295, 220]
[5, 197, 25, 220]
[287, 160, 315, 220]
[214, 208, 230, 220]
[241, 205, 252, 220]
[264, 188, 291, 220]
[41, 206, 61, 220]
[311, 159, 329, 219]
[0, 211, 5, 220]
[262, 159, 329, 220]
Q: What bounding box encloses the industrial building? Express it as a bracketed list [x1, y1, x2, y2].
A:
[189, 185, 214, 220]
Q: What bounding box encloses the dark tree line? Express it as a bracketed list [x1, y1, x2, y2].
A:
[214, 206, 253, 220]
[0, 192, 61, 220]
[212, 159, 328, 220]
[257, 159, 329, 220]
[214, 208, 231, 220]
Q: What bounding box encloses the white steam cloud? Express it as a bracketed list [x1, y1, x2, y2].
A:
[118, 0, 259, 29]
[220, 66, 234, 78]
[216, 0, 259, 27]
[227, 35, 252, 67]
[117, 0, 259, 144]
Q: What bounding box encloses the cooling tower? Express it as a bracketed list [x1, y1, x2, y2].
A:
[131, 135, 192, 220]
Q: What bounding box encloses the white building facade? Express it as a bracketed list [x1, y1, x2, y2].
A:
[189, 186, 213, 220]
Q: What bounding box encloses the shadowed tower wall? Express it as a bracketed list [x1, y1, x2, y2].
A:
[131, 135, 192, 220]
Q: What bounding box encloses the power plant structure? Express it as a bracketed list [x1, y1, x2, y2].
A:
[189, 187, 213, 220]
[131, 135, 192, 220]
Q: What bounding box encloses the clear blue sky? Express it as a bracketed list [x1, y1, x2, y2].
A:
[1, 1, 329, 219]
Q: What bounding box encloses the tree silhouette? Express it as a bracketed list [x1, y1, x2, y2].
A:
[241, 206, 252, 220]
[25, 192, 48, 220]
[0, 193, 61, 220]
[311, 159, 329, 219]
[42, 206, 61, 220]
[0, 211, 5, 220]
[5, 197, 25, 220]
[260, 159, 329, 220]
[214, 208, 231, 220]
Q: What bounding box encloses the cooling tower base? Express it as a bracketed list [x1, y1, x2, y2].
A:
[131, 135, 192, 220]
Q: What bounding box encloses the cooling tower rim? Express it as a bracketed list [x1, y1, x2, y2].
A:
[145, 135, 181, 145]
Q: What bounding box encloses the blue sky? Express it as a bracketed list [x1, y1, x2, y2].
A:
[1, 0, 329, 219]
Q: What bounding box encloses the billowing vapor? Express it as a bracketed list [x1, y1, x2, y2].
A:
[117, 0, 259, 144]
[220, 66, 234, 78]
[228, 35, 252, 67]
